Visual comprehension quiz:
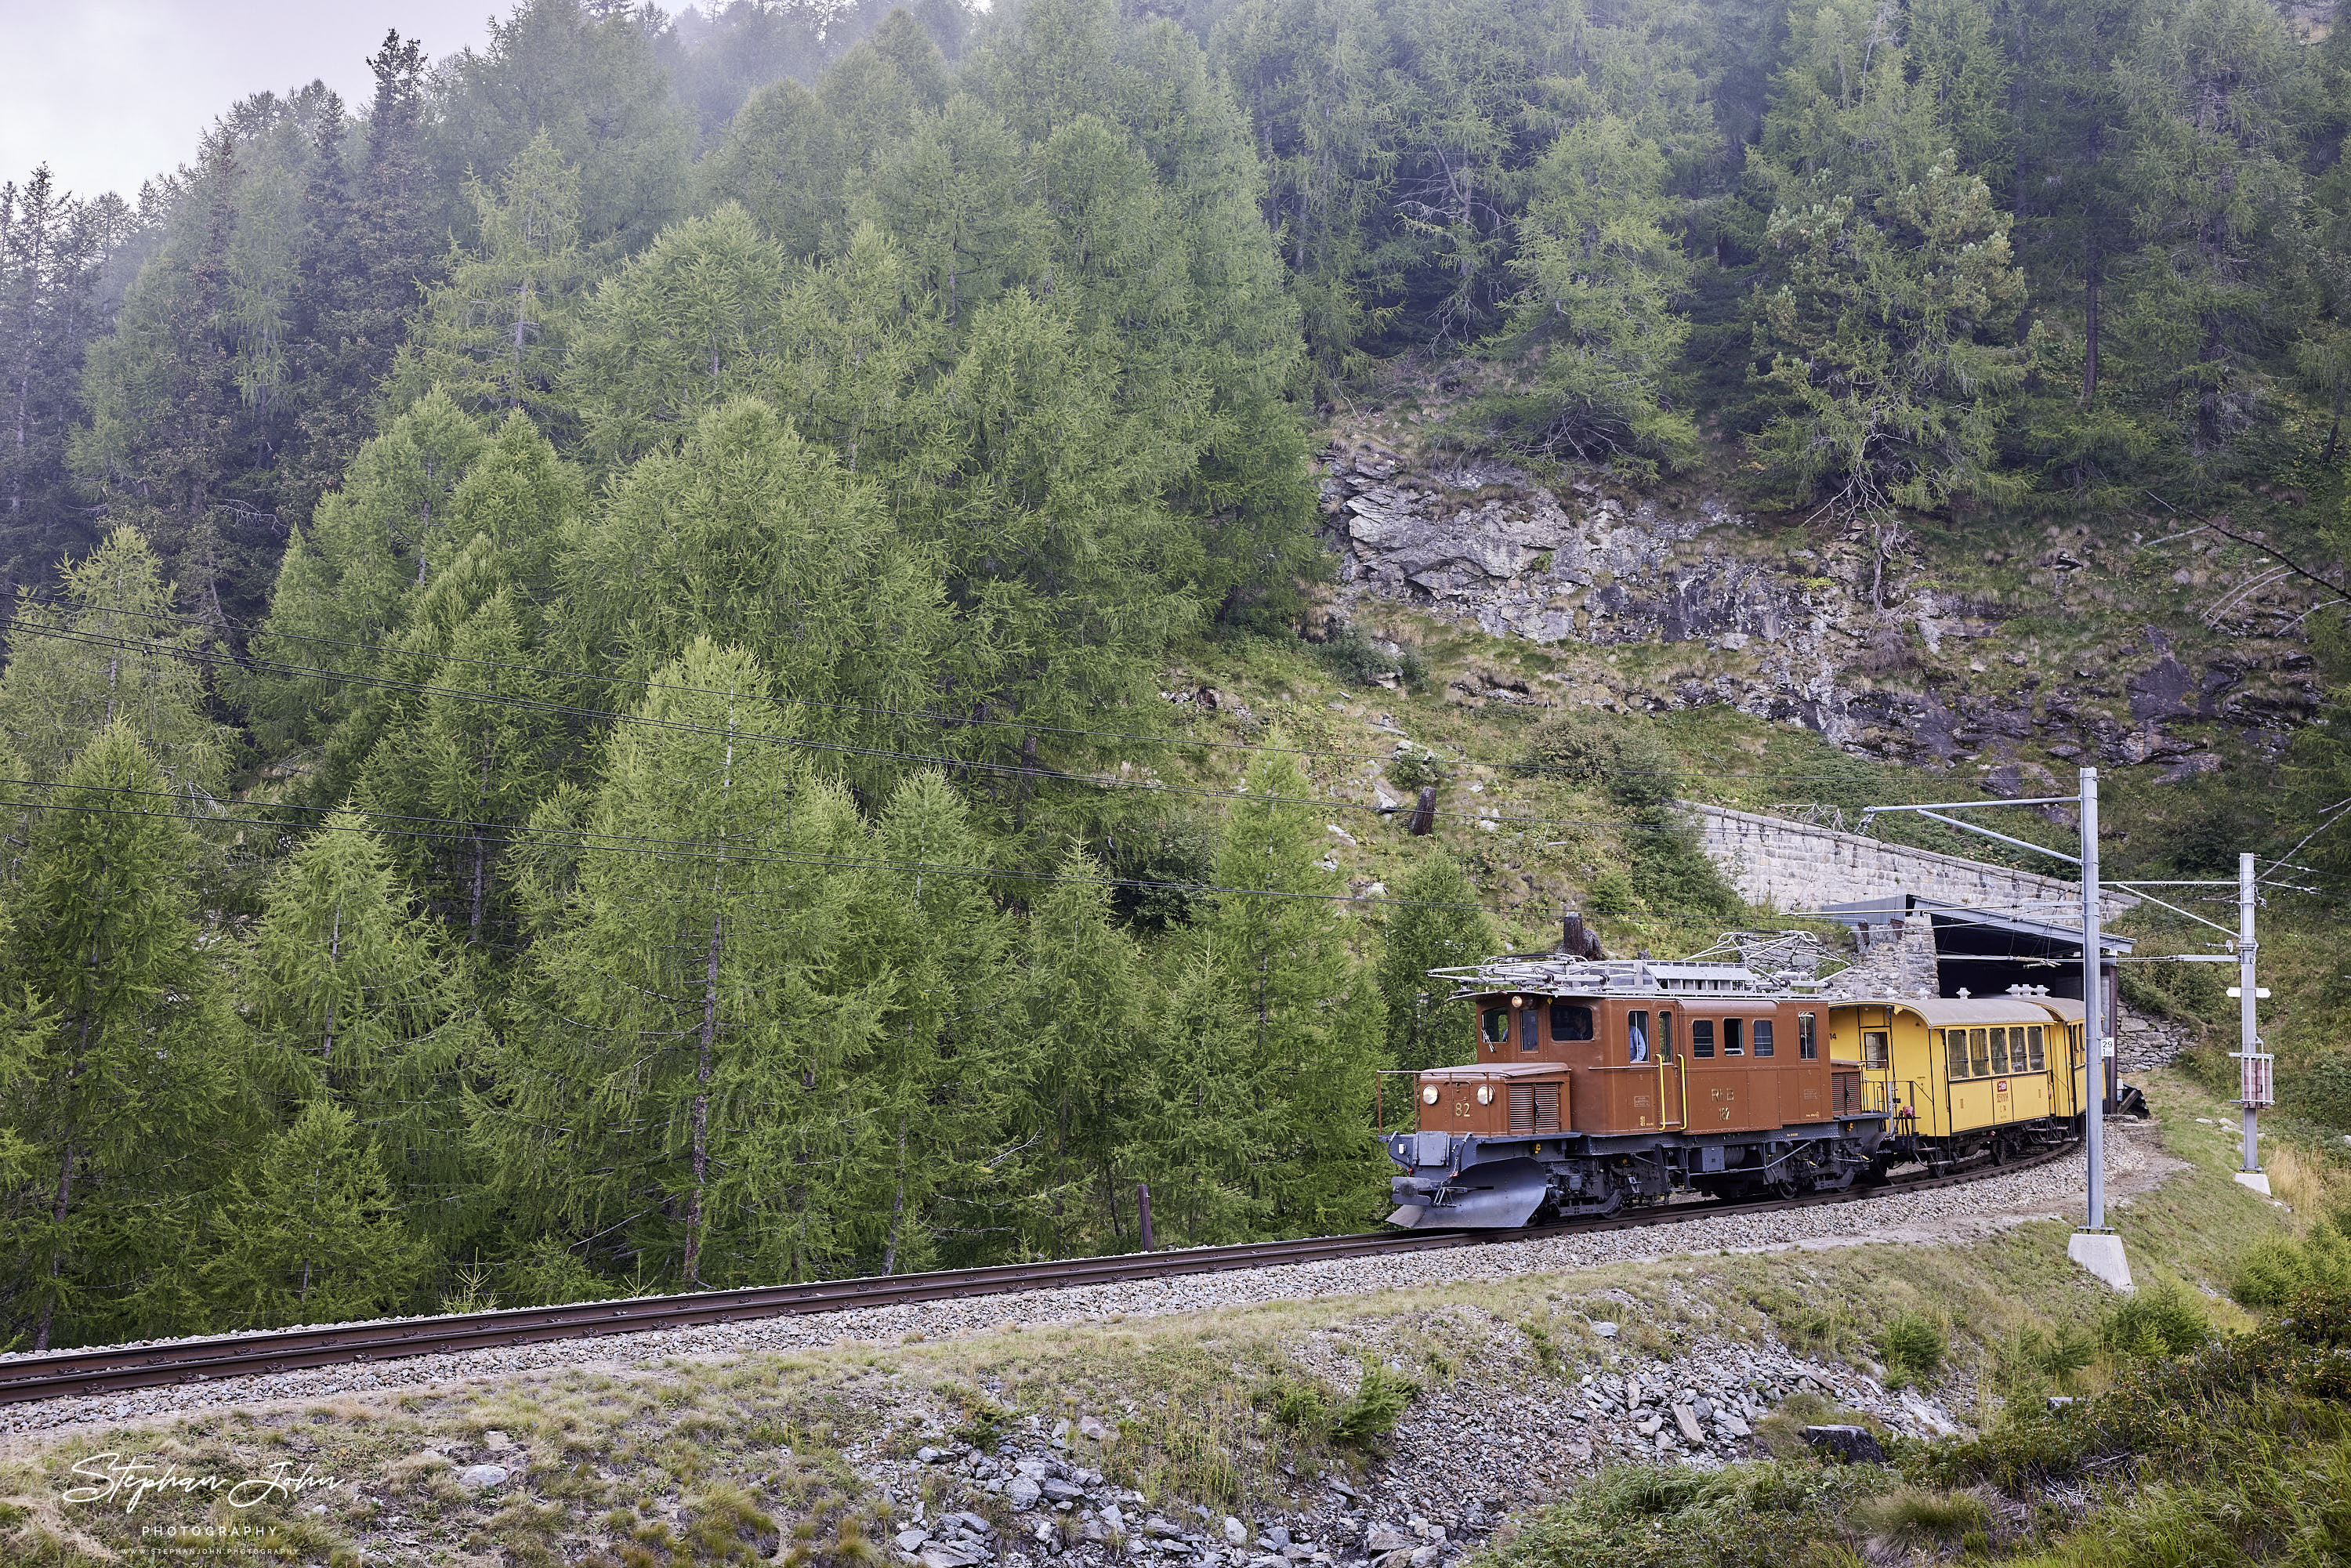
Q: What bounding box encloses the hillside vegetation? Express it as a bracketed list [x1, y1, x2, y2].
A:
[0, 0, 2346, 1357]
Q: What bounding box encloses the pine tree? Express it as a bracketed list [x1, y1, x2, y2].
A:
[552, 397, 946, 801]
[243, 391, 487, 748]
[1375, 851, 1493, 1077]
[2110, 0, 2313, 477]
[0, 726, 249, 1350]
[0, 167, 118, 588]
[282, 34, 440, 516]
[997, 844, 1147, 1258]
[73, 129, 246, 627]
[1124, 949, 1267, 1246]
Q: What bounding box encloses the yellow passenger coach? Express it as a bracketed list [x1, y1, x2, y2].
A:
[1825, 993, 2087, 1171]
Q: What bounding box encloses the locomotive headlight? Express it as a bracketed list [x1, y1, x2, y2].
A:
[1421, 1085, 1440, 1106]
[1476, 1084, 1495, 1105]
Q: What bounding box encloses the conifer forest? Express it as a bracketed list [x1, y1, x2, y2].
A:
[5, 0, 2351, 1356]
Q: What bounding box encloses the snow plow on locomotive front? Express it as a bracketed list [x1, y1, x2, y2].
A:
[1383, 948, 1889, 1230]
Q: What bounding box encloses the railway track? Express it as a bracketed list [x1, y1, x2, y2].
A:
[0, 1141, 2077, 1407]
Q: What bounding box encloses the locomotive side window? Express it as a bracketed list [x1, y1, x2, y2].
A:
[1798, 1012, 1817, 1060]
[1521, 1009, 1538, 1052]
[1691, 1019, 1715, 1058]
[1753, 1019, 1774, 1058]
[1549, 1003, 1595, 1041]
[1722, 1019, 1744, 1057]
[1946, 1028, 1969, 1077]
[1481, 1008, 1509, 1045]
[1627, 1010, 1651, 1063]
[1659, 1010, 1675, 1060]
[1862, 1028, 1886, 1068]
[1969, 1029, 1991, 1077]
[2027, 1025, 2046, 1071]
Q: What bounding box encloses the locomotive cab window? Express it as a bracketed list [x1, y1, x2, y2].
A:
[1753, 1019, 1774, 1058]
[1549, 1003, 1594, 1041]
[1722, 1019, 1744, 1057]
[1691, 1019, 1715, 1059]
[1799, 1012, 1818, 1060]
[1481, 1008, 1509, 1045]
[1862, 1028, 1887, 1068]
[2027, 1025, 2046, 1071]
[1521, 1009, 1538, 1052]
[1627, 1010, 1651, 1063]
[1946, 1028, 1969, 1078]
[1658, 1010, 1675, 1061]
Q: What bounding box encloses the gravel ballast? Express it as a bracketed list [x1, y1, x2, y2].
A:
[0, 1120, 2175, 1436]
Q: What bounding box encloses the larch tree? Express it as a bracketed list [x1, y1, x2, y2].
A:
[0, 726, 250, 1351]
[490, 639, 884, 1288]
[241, 811, 482, 1247]
[1203, 750, 1386, 1234]
[1375, 850, 1494, 1077]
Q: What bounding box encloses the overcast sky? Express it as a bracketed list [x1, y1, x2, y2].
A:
[0, 1, 503, 201]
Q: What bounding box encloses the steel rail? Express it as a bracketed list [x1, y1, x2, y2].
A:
[0, 1141, 2077, 1407]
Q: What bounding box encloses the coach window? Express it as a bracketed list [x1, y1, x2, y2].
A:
[1798, 1013, 1817, 1060]
[1550, 1002, 1594, 1042]
[1627, 1010, 1651, 1063]
[1862, 1029, 1888, 1068]
[1521, 1007, 1538, 1053]
[2027, 1025, 2046, 1071]
[1722, 1019, 1744, 1057]
[1691, 1019, 1716, 1059]
[1753, 1019, 1775, 1058]
[1991, 1027, 2011, 1075]
[1481, 1008, 1509, 1049]
[1658, 1010, 1675, 1061]
[1969, 1028, 1991, 1078]
[1946, 1028, 1969, 1077]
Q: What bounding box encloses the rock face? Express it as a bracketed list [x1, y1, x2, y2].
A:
[1316, 440, 2321, 771]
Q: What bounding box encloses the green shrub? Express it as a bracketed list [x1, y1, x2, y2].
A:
[1315, 625, 1425, 688]
[1333, 1362, 1419, 1448]
[1480, 1460, 1888, 1568]
[1585, 867, 1639, 916]
[1386, 741, 1446, 792]
[1879, 1312, 1947, 1385]
[2291, 1054, 2351, 1129]
[2099, 1280, 2211, 1360]
[1254, 1374, 1331, 1433]
[2233, 1210, 2351, 1310]
[951, 1397, 1012, 1452]
[1997, 1324, 2096, 1396]
[1523, 712, 1681, 808]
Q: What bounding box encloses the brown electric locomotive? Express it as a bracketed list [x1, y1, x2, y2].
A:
[1384, 951, 1889, 1228]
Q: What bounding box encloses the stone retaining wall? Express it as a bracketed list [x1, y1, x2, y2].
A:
[1688, 802, 2135, 922]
